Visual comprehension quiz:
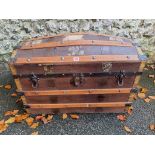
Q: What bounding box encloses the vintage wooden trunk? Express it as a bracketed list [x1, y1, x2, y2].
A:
[9, 32, 147, 114]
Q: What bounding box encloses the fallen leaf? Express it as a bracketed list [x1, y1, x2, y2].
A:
[31, 131, 38, 135]
[0, 85, 3, 88]
[41, 117, 48, 124]
[46, 115, 53, 121]
[4, 84, 12, 90]
[149, 124, 155, 131]
[117, 115, 126, 121]
[0, 120, 8, 133]
[15, 113, 29, 123]
[148, 74, 155, 78]
[144, 98, 151, 103]
[30, 122, 39, 129]
[26, 117, 34, 126]
[11, 93, 17, 97]
[16, 97, 22, 103]
[138, 93, 146, 99]
[4, 110, 19, 116]
[70, 114, 79, 119]
[148, 96, 155, 100]
[140, 88, 148, 93]
[127, 106, 133, 115]
[35, 115, 43, 121]
[5, 117, 15, 124]
[62, 113, 68, 120]
[124, 126, 132, 133]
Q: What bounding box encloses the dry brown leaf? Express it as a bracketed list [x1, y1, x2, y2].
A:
[149, 124, 155, 131]
[127, 106, 133, 115]
[0, 85, 3, 88]
[46, 115, 53, 121]
[62, 113, 68, 120]
[124, 126, 132, 133]
[138, 93, 146, 99]
[144, 98, 151, 103]
[117, 115, 126, 121]
[5, 117, 15, 124]
[148, 74, 155, 78]
[0, 120, 8, 133]
[16, 97, 22, 103]
[35, 115, 44, 121]
[4, 84, 12, 90]
[42, 117, 48, 124]
[26, 117, 34, 126]
[148, 96, 155, 100]
[4, 110, 19, 116]
[70, 114, 79, 119]
[11, 93, 17, 97]
[31, 131, 38, 135]
[30, 122, 39, 129]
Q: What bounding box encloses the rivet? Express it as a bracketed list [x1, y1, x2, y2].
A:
[92, 56, 96, 60]
[61, 56, 64, 61]
[27, 58, 31, 62]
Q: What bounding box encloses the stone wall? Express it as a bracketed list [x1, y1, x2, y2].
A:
[0, 19, 155, 62]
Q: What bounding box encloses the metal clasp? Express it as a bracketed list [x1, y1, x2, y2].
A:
[115, 70, 126, 86]
[29, 73, 39, 88]
[70, 73, 85, 87]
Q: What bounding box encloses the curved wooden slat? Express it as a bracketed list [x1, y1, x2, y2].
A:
[21, 40, 132, 50]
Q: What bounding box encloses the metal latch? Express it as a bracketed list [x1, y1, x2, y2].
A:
[70, 73, 85, 87]
[115, 70, 126, 86]
[29, 73, 39, 88]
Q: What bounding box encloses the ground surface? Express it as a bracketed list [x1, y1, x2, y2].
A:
[0, 68, 155, 135]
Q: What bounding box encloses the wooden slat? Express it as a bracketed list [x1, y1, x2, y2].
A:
[26, 102, 131, 109]
[14, 55, 139, 64]
[21, 88, 131, 96]
[21, 40, 132, 50]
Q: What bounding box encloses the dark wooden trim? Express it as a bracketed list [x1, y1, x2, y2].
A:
[19, 88, 132, 96]
[25, 102, 131, 109]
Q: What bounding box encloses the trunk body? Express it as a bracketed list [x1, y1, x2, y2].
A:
[9, 32, 147, 114]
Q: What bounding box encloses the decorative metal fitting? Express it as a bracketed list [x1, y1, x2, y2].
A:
[70, 73, 85, 87]
[115, 70, 126, 86]
[29, 73, 39, 88]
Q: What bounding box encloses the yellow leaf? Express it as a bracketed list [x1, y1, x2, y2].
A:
[127, 106, 133, 115]
[70, 114, 79, 119]
[148, 74, 155, 78]
[4, 110, 19, 116]
[21, 114, 29, 120]
[26, 117, 34, 126]
[144, 98, 151, 103]
[31, 131, 38, 135]
[138, 93, 146, 99]
[62, 113, 68, 120]
[11, 93, 17, 97]
[140, 88, 148, 93]
[46, 115, 53, 121]
[5, 117, 15, 124]
[148, 96, 155, 100]
[149, 124, 155, 131]
[30, 122, 39, 129]
[4, 84, 12, 90]
[124, 126, 132, 133]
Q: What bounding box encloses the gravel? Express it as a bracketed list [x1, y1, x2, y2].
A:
[0, 65, 155, 135]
